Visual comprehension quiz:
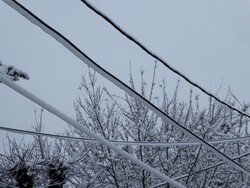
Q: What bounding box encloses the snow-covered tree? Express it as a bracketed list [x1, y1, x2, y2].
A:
[0, 64, 249, 187]
[0, 110, 70, 187]
[69, 65, 250, 187]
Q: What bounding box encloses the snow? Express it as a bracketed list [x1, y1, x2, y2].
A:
[3, 0, 250, 186]
[0, 59, 29, 82]
[89, 171, 102, 185]
[3, 0, 250, 180]
[0, 71, 186, 188]
[1, 1, 186, 187]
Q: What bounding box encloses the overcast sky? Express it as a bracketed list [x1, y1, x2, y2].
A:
[0, 1, 249, 142]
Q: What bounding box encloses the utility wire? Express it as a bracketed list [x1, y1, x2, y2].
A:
[0, 125, 250, 147]
[80, 0, 250, 119]
[151, 152, 250, 188]
[174, 151, 250, 181]
[0, 70, 184, 188]
[2, 2, 185, 187]
[3, 0, 250, 177]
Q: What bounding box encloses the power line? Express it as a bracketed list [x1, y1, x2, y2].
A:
[1, 2, 185, 187]
[80, 0, 250, 119]
[174, 152, 250, 181]
[0, 125, 249, 147]
[0, 73, 184, 188]
[1, 77, 186, 188]
[3, 0, 250, 177]
[151, 152, 250, 188]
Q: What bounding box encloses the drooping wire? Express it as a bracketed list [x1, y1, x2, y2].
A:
[80, 0, 250, 119]
[2, 0, 250, 177]
[0, 125, 249, 146]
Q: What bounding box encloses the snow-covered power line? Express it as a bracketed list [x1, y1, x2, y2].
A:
[3, 0, 250, 177]
[3, 0, 250, 178]
[0, 74, 185, 188]
[0, 125, 250, 147]
[151, 152, 250, 188]
[174, 152, 250, 181]
[80, 0, 250, 120]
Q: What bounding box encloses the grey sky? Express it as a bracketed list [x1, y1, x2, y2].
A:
[0, 0, 249, 139]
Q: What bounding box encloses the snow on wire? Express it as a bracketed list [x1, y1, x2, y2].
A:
[0, 59, 29, 82]
[151, 151, 250, 188]
[2, 0, 250, 184]
[0, 72, 186, 188]
[0, 125, 250, 147]
[80, 0, 250, 119]
[1, 2, 185, 187]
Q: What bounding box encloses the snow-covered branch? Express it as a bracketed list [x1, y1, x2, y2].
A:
[0, 59, 29, 82]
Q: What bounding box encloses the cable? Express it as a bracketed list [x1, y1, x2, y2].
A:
[3, 0, 249, 177]
[0, 75, 185, 188]
[150, 152, 250, 188]
[80, 0, 250, 119]
[1, 3, 185, 187]
[174, 152, 250, 181]
[3, 0, 250, 177]
[0, 125, 250, 147]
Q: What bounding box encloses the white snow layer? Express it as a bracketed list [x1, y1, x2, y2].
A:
[0, 59, 29, 81]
